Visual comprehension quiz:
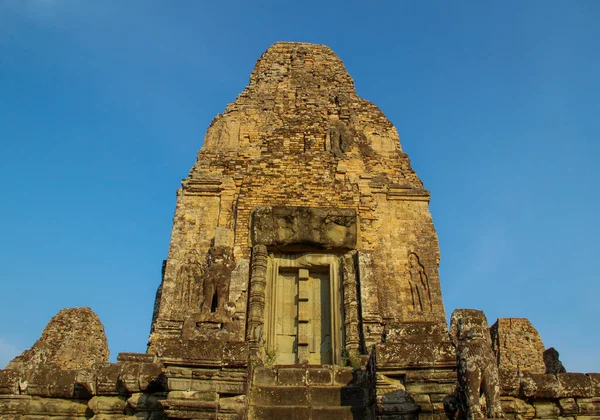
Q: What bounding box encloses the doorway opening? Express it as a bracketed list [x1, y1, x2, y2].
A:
[264, 253, 342, 365]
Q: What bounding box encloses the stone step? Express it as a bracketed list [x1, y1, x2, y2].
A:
[249, 404, 367, 420]
[309, 385, 368, 407]
[253, 366, 364, 387]
[250, 386, 308, 406]
[250, 384, 369, 407]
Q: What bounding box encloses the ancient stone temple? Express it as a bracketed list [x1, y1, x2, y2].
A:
[1, 42, 599, 419]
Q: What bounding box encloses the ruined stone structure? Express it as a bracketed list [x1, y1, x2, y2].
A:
[1, 42, 599, 419]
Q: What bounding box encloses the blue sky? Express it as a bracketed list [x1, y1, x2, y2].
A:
[1, 1, 598, 372]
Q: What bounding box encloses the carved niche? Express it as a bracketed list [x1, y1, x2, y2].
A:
[176, 250, 203, 309]
[406, 252, 432, 312]
[177, 244, 237, 339]
[199, 245, 235, 322]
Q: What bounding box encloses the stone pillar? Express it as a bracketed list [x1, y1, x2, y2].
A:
[342, 253, 361, 354]
[246, 245, 268, 349]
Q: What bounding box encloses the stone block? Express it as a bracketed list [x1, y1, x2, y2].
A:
[525, 373, 561, 398]
[96, 362, 124, 395]
[88, 396, 127, 414]
[333, 368, 355, 386]
[577, 397, 600, 415]
[251, 386, 308, 406]
[26, 367, 80, 398]
[311, 406, 363, 420]
[405, 368, 455, 382]
[429, 393, 448, 403]
[253, 368, 277, 386]
[310, 386, 366, 407]
[306, 368, 332, 385]
[412, 393, 431, 404]
[222, 342, 249, 367]
[499, 368, 521, 396]
[500, 397, 535, 418]
[167, 390, 217, 401]
[218, 394, 246, 414]
[117, 353, 155, 363]
[405, 381, 455, 395]
[490, 318, 546, 374]
[558, 373, 593, 398]
[558, 397, 579, 415]
[277, 368, 305, 386]
[533, 400, 560, 418]
[0, 370, 19, 395]
[589, 373, 600, 395]
[249, 405, 310, 420]
[136, 362, 166, 392]
[168, 377, 192, 391]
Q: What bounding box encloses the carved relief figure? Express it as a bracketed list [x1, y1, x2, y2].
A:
[199, 246, 234, 319]
[449, 309, 503, 419]
[176, 250, 203, 308]
[406, 252, 431, 312]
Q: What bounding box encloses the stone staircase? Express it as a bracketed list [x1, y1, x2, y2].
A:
[248, 365, 375, 420]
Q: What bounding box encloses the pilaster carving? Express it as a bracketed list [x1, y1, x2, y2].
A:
[246, 245, 268, 347]
[342, 253, 361, 354]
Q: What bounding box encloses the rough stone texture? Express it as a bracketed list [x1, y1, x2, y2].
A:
[1, 42, 599, 419]
[148, 42, 448, 360]
[252, 206, 357, 250]
[449, 309, 503, 419]
[490, 318, 546, 374]
[6, 307, 109, 374]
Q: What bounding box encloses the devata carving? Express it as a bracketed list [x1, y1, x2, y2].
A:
[176, 250, 203, 308]
[406, 252, 431, 312]
[449, 309, 503, 419]
[199, 246, 235, 319]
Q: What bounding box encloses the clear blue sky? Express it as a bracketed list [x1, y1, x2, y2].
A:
[1, 1, 598, 372]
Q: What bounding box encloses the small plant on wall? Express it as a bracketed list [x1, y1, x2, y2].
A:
[341, 349, 362, 369]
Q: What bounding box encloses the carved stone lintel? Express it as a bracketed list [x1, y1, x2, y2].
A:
[246, 245, 268, 347]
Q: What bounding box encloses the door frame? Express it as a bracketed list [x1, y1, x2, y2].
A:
[264, 253, 343, 365]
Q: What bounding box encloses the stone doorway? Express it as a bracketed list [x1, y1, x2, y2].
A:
[264, 254, 342, 365]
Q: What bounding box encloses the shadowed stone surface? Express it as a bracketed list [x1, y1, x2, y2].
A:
[544, 347, 567, 374]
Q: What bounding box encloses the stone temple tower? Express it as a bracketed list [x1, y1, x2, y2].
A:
[2, 42, 598, 420]
[148, 41, 452, 366]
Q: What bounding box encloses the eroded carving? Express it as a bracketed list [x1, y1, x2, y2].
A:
[449, 309, 503, 419]
[247, 245, 268, 347]
[199, 246, 235, 321]
[329, 120, 354, 157]
[252, 206, 357, 250]
[176, 250, 203, 308]
[342, 253, 362, 354]
[406, 252, 431, 312]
